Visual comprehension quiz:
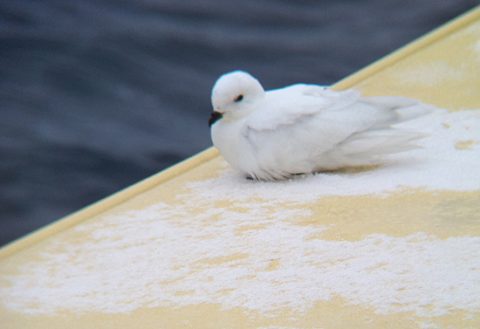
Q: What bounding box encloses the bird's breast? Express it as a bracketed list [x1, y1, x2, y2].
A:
[211, 120, 259, 175]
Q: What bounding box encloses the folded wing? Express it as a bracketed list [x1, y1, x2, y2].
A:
[243, 86, 429, 177]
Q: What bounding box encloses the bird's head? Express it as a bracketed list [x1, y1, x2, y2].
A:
[209, 71, 264, 126]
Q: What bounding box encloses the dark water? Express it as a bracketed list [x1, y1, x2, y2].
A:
[0, 0, 477, 246]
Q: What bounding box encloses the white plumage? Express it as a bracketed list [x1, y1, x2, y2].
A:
[209, 70, 429, 180]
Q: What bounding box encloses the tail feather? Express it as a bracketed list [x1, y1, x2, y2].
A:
[362, 96, 433, 125]
[339, 128, 426, 158]
[362, 96, 417, 109]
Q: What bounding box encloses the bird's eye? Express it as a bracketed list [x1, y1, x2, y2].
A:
[234, 94, 244, 102]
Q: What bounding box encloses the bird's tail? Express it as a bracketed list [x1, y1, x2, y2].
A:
[362, 95, 433, 124]
[333, 96, 432, 166]
[340, 128, 426, 155]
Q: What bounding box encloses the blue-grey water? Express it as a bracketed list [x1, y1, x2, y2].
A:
[0, 0, 477, 246]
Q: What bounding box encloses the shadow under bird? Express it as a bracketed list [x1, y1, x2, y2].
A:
[209, 71, 429, 181]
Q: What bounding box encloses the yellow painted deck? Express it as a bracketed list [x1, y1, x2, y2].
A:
[1, 7, 480, 329]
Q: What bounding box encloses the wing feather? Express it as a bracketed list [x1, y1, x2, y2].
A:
[245, 86, 361, 131]
[240, 87, 429, 177]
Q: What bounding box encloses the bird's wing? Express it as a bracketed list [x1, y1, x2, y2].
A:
[245, 85, 361, 132]
[244, 85, 392, 144]
[242, 87, 426, 174]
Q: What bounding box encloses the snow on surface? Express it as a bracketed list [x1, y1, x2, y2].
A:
[2, 205, 480, 317]
[0, 108, 479, 317]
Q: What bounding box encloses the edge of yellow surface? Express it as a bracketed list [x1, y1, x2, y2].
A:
[1, 6, 479, 259]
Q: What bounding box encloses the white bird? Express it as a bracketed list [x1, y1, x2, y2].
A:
[209, 70, 428, 181]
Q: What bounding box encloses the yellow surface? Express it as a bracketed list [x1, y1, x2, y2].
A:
[1, 6, 480, 329]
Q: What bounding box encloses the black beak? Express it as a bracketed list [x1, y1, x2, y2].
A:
[208, 111, 223, 127]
